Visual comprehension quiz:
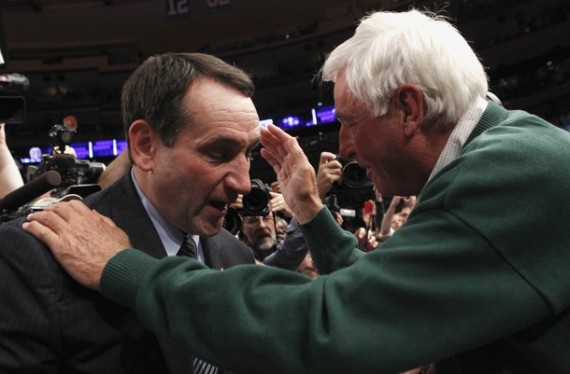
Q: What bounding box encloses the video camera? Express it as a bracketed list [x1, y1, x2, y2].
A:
[0, 73, 28, 124]
[223, 179, 271, 235]
[28, 117, 105, 199]
[0, 115, 105, 222]
[0, 46, 27, 123]
[0, 62, 103, 220]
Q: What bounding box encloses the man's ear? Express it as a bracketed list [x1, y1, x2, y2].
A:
[128, 120, 158, 171]
[396, 84, 425, 136]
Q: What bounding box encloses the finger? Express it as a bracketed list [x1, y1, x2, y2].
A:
[22, 219, 60, 249]
[329, 169, 343, 180]
[319, 151, 336, 165]
[100, 213, 117, 228]
[260, 126, 286, 160]
[354, 228, 364, 239]
[42, 200, 89, 222]
[260, 148, 281, 175]
[270, 181, 281, 193]
[265, 124, 301, 160]
[26, 209, 69, 232]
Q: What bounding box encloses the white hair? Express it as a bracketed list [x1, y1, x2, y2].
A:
[322, 9, 488, 130]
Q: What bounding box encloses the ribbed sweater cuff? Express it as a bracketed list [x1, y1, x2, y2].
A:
[299, 207, 345, 247]
[101, 249, 159, 308]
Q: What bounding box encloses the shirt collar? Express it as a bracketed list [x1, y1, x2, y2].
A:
[427, 97, 488, 183]
[130, 169, 200, 258]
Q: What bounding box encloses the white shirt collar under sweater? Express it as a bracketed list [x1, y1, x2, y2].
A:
[427, 97, 488, 183]
[130, 169, 203, 261]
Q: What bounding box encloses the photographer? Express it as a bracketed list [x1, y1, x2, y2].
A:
[317, 151, 378, 251]
[234, 182, 308, 270]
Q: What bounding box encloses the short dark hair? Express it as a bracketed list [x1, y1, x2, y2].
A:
[121, 53, 255, 147]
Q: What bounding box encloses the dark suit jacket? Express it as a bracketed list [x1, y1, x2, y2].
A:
[0, 172, 254, 373]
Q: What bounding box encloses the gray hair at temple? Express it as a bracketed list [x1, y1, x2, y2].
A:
[122, 52, 254, 147]
[322, 9, 488, 131]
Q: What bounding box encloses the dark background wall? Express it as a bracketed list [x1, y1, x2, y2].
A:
[1, 0, 569, 182]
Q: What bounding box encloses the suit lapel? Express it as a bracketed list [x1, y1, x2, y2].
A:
[95, 174, 238, 374]
[201, 237, 227, 270]
[104, 173, 167, 259]
[90, 173, 194, 373]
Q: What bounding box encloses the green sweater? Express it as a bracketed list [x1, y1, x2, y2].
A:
[102, 103, 570, 373]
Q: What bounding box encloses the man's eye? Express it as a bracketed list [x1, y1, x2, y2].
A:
[211, 148, 246, 163]
[209, 152, 231, 162]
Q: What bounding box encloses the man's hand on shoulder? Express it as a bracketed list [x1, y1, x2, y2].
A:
[22, 200, 131, 291]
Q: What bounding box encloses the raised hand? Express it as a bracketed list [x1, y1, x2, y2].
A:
[260, 124, 323, 223]
[268, 191, 294, 218]
[316, 151, 343, 200]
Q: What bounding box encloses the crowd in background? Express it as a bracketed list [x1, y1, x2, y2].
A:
[0, 126, 415, 281]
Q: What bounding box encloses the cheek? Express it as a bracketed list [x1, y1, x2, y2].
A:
[353, 129, 380, 165]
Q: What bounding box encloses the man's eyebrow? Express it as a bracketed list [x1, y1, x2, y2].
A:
[199, 136, 258, 149]
[199, 136, 241, 148]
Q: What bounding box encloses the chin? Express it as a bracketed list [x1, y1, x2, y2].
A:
[194, 219, 224, 237]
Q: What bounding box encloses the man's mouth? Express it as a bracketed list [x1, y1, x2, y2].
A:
[255, 232, 272, 240]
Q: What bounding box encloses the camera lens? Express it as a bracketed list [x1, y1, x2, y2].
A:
[242, 179, 270, 215]
[342, 161, 372, 189]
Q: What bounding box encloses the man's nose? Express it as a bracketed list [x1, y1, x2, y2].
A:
[226, 158, 251, 195]
[338, 124, 356, 160]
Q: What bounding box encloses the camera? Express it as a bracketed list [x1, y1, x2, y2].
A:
[27, 118, 105, 199]
[241, 179, 271, 216]
[30, 154, 105, 198]
[223, 179, 271, 235]
[331, 156, 373, 192]
[0, 73, 29, 124]
[325, 156, 375, 232]
[223, 207, 242, 236]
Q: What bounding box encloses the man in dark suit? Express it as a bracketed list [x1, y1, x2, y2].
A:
[0, 52, 258, 373]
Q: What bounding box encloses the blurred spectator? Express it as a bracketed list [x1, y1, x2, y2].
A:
[241, 213, 278, 260]
[97, 149, 131, 190]
[267, 190, 295, 219]
[297, 251, 319, 279]
[274, 215, 288, 242]
[237, 190, 308, 270]
[0, 123, 24, 199]
[316, 151, 343, 201]
[316, 151, 378, 251]
[378, 196, 416, 243]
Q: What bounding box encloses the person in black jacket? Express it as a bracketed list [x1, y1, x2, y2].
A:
[0, 52, 258, 374]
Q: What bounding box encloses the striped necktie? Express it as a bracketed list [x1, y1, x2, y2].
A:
[177, 235, 198, 258]
[193, 357, 218, 374]
[177, 235, 218, 374]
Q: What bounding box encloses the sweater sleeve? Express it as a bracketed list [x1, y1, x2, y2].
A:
[299, 207, 364, 274]
[101, 206, 548, 374]
[100, 110, 570, 373]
